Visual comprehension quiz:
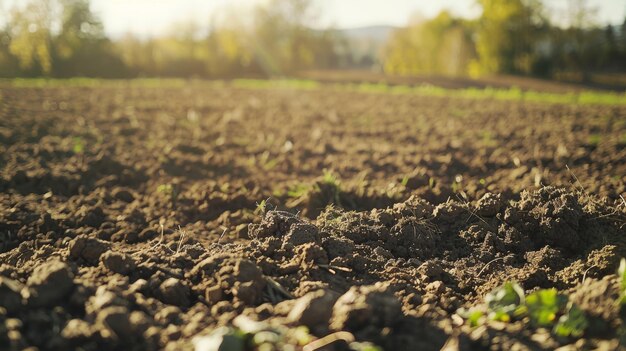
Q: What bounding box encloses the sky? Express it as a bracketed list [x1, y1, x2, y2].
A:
[3, 0, 626, 38]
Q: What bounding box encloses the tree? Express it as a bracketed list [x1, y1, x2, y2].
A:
[251, 0, 320, 75]
[383, 11, 476, 76]
[53, 0, 126, 77]
[471, 0, 547, 76]
[8, 0, 56, 75]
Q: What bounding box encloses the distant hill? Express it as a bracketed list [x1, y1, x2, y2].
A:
[337, 25, 398, 42]
[336, 25, 399, 67]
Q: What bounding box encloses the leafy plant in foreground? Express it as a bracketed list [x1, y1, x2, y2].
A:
[484, 281, 525, 322]
[460, 281, 590, 340]
[553, 303, 588, 339]
[525, 288, 567, 327]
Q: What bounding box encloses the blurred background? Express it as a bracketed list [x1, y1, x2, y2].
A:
[0, 0, 625, 86]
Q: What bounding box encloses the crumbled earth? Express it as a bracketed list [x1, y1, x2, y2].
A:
[0, 82, 625, 350]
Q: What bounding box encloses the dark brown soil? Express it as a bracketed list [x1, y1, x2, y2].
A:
[0, 82, 625, 350]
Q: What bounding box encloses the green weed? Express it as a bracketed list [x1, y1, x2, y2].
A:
[484, 281, 525, 322]
[460, 280, 589, 339]
[6, 78, 626, 106]
[286, 183, 310, 198]
[587, 134, 602, 146]
[157, 183, 178, 204]
[72, 136, 85, 154]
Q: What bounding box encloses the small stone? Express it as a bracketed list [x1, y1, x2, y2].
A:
[159, 278, 191, 307]
[25, 260, 74, 307]
[287, 289, 339, 328]
[129, 279, 148, 294]
[205, 285, 223, 304]
[417, 261, 443, 278]
[101, 251, 136, 275]
[426, 281, 445, 294]
[330, 284, 401, 332]
[61, 319, 93, 341]
[0, 277, 24, 313]
[97, 306, 132, 340]
[87, 287, 123, 314]
[129, 310, 153, 334]
[112, 188, 135, 203]
[155, 306, 182, 325]
[68, 235, 110, 265]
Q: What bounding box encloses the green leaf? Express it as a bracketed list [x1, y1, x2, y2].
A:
[553, 304, 588, 339]
[458, 307, 485, 327]
[526, 288, 567, 327]
[72, 137, 85, 154]
[485, 281, 525, 320]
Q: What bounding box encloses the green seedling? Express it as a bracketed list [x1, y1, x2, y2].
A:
[72, 136, 85, 154]
[255, 198, 275, 215]
[587, 134, 602, 146]
[462, 280, 591, 340]
[255, 199, 267, 215]
[322, 169, 339, 187]
[485, 281, 525, 322]
[525, 288, 567, 327]
[400, 175, 410, 187]
[321, 169, 342, 206]
[553, 303, 588, 339]
[287, 183, 310, 198]
[157, 183, 178, 204]
[458, 307, 486, 327]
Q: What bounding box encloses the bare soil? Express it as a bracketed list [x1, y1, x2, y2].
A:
[0, 82, 625, 350]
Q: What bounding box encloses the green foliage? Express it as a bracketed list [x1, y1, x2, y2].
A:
[472, 0, 547, 76]
[462, 281, 591, 340]
[72, 136, 85, 154]
[8, 0, 54, 74]
[458, 307, 486, 327]
[553, 304, 588, 339]
[587, 134, 602, 146]
[157, 183, 178, 203]
[322, 169, 339, 187]
[383, 11, 475, 76]
[318, 169, 343, 207]
[255, 199, 268, 215]
[525, 288, 567, 327]
[286, 183, 310, 198]
[485, 282, 525, 322]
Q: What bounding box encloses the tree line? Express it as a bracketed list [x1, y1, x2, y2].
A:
[0, 0, 347, 78]
[1, 0, 625, 80]
[383, 0, 626, 79]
